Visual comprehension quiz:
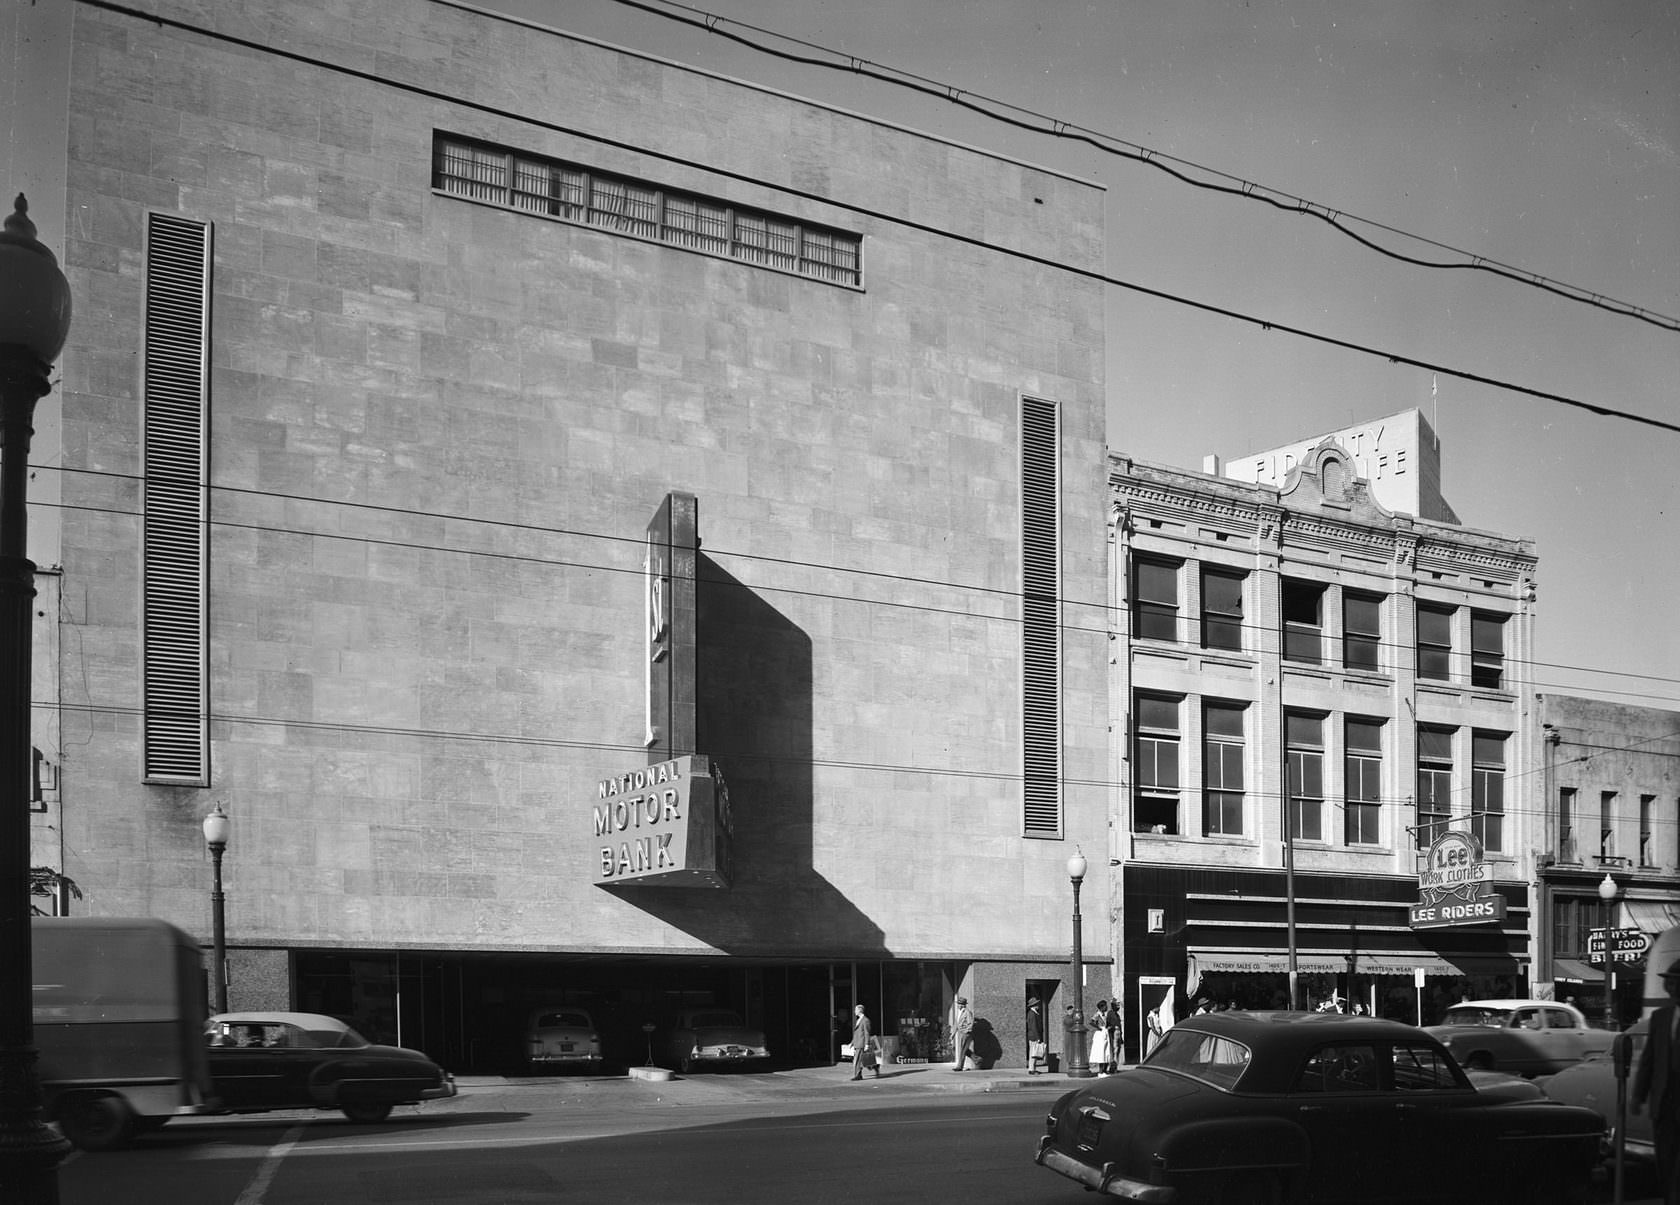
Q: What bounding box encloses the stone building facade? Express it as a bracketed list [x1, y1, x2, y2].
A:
[19, 0, 1110, 1071]
[1109, 412, 1541, 1058]
[1534, 694, 1680, 1025]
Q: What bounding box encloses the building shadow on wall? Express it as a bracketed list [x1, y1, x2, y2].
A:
[600, 555, 884, 955]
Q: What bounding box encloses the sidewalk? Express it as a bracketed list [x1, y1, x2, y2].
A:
[449, 1059, 1095, 1107]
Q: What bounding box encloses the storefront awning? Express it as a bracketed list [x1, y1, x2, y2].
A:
[1623, 899, 1680, 936]
[1553, 957, 1604, 984]
[1188, 950, 1493, 984]
[1188, 951, 1349, 979]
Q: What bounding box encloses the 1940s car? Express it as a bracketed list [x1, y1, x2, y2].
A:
[1034, 1011, 1604, 1205]
[1541, 1020, 1649, 1165]
[526, 1007, 603, 1073]
[664, 1009, 770, 1073]
[206, 1012, 457, 1123]
[1424, 998, 1612, 1076]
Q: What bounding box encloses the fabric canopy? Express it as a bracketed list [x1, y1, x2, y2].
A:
[1188, 950, 1489, 984]
[1552, 957, 1604, 984]
[1624, 899, 1680, 936]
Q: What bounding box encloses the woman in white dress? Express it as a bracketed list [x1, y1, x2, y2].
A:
[1088, 999, 1114, 1071]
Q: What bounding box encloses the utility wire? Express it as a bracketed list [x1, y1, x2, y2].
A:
[81, 0, 1680, 437]
[38, 464, 1680, 704]
[610, 0, 1680, 335]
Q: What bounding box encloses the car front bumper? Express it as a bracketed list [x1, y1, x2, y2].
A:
[1035, 1136, 1176, 1202]
[420, 1075, 458, 1101]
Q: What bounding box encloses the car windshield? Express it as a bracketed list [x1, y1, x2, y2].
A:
[1143, 1028, 1252, 1090]
[1440, 1007, 1514, 1028]
[689, 1012, 743, 1028]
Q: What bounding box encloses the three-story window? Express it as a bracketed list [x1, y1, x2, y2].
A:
[1202, 702, 1246, 836]
[1471, 732, 1506, 852]
[1133, 558, 1180, 642]
[1343, 592, 1382, 673]
[1417, 726, 1454, 848]
[1417, 604, 1454, 681]
[1281, 580, 1326, 665]
[1134, 695, 1182, 834]
[1471, 613, 1507, 689]
[1286, 713, 1325, 841]
[1345, 718, 1383, 845]
[1201, 568, 1246, 652]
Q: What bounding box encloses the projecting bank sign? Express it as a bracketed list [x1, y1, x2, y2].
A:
[1409, 831, 1507, 930]
[592, 754, 733, 889]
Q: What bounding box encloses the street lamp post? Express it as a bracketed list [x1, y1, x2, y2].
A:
[0, 193, 75, 1203]
[1066, 850, 1095, 1078]
[1598, 872, 1619, 1031]
[203, 806, 231, 1014]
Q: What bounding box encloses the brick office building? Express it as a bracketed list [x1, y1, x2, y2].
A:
[1109, 412, 1541, 1058]
[16, 0, 1110, 1071]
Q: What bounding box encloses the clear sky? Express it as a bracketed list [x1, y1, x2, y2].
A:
[488, 0, 1679, 708]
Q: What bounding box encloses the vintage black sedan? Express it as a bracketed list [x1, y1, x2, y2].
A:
[1034, 1011, 1604, 1205]
[206, 1012, 457, 1123]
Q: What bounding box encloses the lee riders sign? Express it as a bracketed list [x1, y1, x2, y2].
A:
[1409, 831, 1506, 930]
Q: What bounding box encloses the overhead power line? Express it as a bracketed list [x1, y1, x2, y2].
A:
[80, 0, 1680, 437]
[612, 0, 1680, 336]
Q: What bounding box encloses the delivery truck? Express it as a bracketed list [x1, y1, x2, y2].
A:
[32, 916, 217, 1149]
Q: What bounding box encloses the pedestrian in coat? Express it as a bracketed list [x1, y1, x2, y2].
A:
[1102, 998, 1121, 1072]
[950, 996, 975, 1071]
[849, 1004, 877, 1080]
[1025, 996, 1046, 1074]
[1061, 1003, 1077, 1072]
[1634, 957, 1680, 1204]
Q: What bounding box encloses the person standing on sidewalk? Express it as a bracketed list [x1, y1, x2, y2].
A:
[1633, 957, 1680, 1204]
[1061, 1003, 1077, 1074]
[1025, 996, 1046, 1074]
[850, 1004, 878, 1080]
[950, 996, 974, 1071]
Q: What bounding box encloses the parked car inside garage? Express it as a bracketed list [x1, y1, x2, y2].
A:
[664, 1009, 770, 1073]
[526, 1007, 603, 1073]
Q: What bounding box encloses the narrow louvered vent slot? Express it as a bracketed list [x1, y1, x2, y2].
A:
[142, 213, 210, 784]
[1020, 397, 1062, 837]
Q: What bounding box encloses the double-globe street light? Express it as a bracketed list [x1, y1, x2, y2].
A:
[203, 806, 231, 1014]
[1066, 850, 1095, 1078]
[0, 194, 75, 1203]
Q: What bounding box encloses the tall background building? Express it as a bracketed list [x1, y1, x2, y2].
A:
[18, 0, 1110, 1071]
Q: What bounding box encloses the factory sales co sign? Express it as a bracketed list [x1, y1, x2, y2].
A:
[592, 754, 733, 889]
[1409, 832, 1506, 930]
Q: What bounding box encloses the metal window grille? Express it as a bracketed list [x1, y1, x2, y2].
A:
[1020, 397, 1062, 838]
[141, 212, 212, 784]
[433, 134, 861, 286]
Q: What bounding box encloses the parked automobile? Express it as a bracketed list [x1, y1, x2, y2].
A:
[664, 1009, 769, 1073]
[1034, 1011, 1605, 1205]
[1425, 998, 1612, 1075]
[1541, 1022, 1649, 1165]
[33, 917, 218, 1151]
[526, 1007, 603, 1072]
[206, 1012, 457, 1122]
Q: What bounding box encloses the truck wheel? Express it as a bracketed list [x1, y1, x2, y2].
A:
[56, 1094, 137, 1151]
[341, 1099, 394, 1124]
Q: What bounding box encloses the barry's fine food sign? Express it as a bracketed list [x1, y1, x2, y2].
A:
[592, 754, 733, 889]
[1409, 831, 1506, 930]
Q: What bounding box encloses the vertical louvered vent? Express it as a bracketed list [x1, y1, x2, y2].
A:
[141, 213, 210, 784]
[1020, 397, 1062, 837]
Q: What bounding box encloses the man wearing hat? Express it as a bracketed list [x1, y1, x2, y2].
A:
[949, 995, 974, 1071]
[1025, 995, 1045, 1074]
[1634, 957, 1680, 1204]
